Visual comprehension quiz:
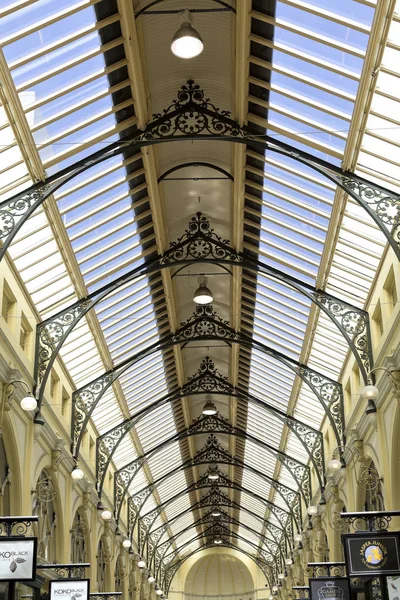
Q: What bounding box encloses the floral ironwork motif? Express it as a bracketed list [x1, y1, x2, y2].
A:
[0, 185, 51, 245]
[137, 80, 247, 142]
[161, 211, 241, 265]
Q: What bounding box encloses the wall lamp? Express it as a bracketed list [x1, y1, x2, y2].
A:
[4, 380, 37, 412]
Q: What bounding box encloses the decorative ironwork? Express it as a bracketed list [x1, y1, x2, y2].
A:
[138, 470, 292, 553]
[0, 516, 38, 537]
[113, 413, 311, 523]
[71, 515, 89, 541]
[90, 595, 122, 600]
[35, 475, 57, 502]
[308, 563, 346, 578]
[126, 435, 301, 538]
[161, 212, 241, 265]
[340, 510, 400, 532]
[138, 80, 246, 143]
[35, 208, 369, 412]
[38, 563, 90, 579]
[357, 464, 382, 491]
[314, 292, 371, 380]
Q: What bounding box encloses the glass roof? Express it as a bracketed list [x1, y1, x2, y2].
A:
[0, 0, 395, 577]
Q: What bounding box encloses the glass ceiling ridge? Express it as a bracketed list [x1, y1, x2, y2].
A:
[278, 0, 371, 33]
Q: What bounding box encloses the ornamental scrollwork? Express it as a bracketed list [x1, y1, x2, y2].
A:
[280, 454, 311, 506]
[299, 368, 344, 445]
[137, 80, 247, 144]
[340, 176, 400, 242]
[314, 292, 371, 380]
[72, 373, 116, 452]
[0, 185, 51, 241]
[36, 299, 93, 385]
[96, 420, 132, 486]
[182, 355, 233, 395]
[286, 419, 324, 486]
[172, 304, 240, 344]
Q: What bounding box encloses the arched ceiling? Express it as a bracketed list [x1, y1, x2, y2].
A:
[184, 552, 254, 597]
[0, 0, 399, 592]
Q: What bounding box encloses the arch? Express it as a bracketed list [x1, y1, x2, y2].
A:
[72, 339, 342, 468]
[0, 80, 398, 267]
[0, 412, 21, 514]
[158, 162, 234, 182]
[33, 214, 371, 413]
[111, 414, 311, 514]
[183, 552, 255, 599]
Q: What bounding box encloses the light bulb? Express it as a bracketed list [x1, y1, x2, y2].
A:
[156, 589, 163, 596]
[202, 396, 217, 415]
[101, 509, 112, 521]
[272, 587, 278, 593]
[20, 393, 37, 411]
[269, 595, 274, 600]
[193, 276, 213, 305]
[123, 539, 131, 549]
[212, 509, 221, 517]
[138, 560, 146, 569]
[328, 458, 342, 471]
[71, 466, 84, 480]
[278, 573, 285, 580]
[295, 533, 303, 542]
[148, 576, 155, 584]
[171, 11, 203, 59]
[285, 557, 293, 566]
[361, 384, 379, 400]
[307, 505, 318, 516]
[214, 538, 222, 544]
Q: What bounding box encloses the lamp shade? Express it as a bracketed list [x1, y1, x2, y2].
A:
[328, 458, 342, 471]
[148, 576, 155, 584]
[156, 589, 163, 596]
[214, 538, 222, 544]
[101, 509, 112, 521]
[295, 533, 303, 542]
[307, 505, 318, 516]
[208, 468, 219, 480]
[123, 539, 131, 549]
[361, 384, 379, 400]
[211, 509, 221, 517]
[202, 396, 217, 415]
[71, 466, 84, 480]
[138, 560, 146, 569]
[171, 18, 203, 59]
[193, 276, 213, 304]
[20, 393, 37, 411]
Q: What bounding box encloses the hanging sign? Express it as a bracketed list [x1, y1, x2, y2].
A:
[50, 578, 90, 600]
[309, 577, 351, 600]
[0, 537, 37, 581]
[342, 532, 400, 576]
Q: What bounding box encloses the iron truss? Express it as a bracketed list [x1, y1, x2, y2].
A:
[72, 338, 343, 467]
[108, 410, 311, 511]
[151, 510, 278, 578]
[95, 356, 323, 494]
[138, 486, 286, 562]
[136, 470, 294, 557]
[34, 212, 371, 416]
[0, 80, 398, 264]
[121, 435, 302, 532]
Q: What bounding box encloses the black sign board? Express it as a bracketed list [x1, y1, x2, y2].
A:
[310, 577, 351, 600]
[342, 532, 400, 576]
[0, 537, 37, 581]
[50, 578, 90, 600]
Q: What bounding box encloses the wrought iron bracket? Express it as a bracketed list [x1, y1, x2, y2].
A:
[0, 516, 38, 536]
[307, 562, 346, 578]
[112, 412, 311, 520]
[1, 80, 399, 265]
[36, 211, 370, 413]
[340, 510, 400, 532]
[122, 434, 301, 533]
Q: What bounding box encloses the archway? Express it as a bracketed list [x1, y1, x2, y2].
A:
[183, 550, 256, 600]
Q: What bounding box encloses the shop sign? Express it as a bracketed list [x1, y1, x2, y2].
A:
[0, 537, 37, 581]
[342, 532, 400, 576]
[50, 578, 90, 600]
[309, 577, 351, 600]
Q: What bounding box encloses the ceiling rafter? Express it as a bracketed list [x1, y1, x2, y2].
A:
[116, 0, 202, 535]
